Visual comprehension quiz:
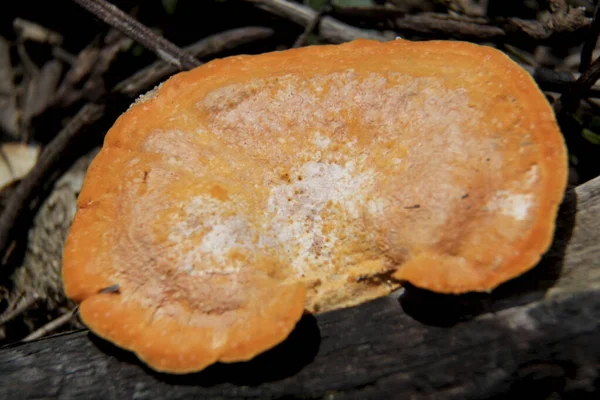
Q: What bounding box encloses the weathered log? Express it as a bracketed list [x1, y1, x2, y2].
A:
[0, 176, 598, 399]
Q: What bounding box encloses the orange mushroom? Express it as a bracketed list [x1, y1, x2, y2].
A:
[62, 39, 568, 373]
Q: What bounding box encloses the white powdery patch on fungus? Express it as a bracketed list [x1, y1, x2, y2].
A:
[163, 160, 376, 279]
[168, 195, 256, 276]
[486, 165, 539, 221]
[266, 160, 374, 275]
[487, 191, 534, 221]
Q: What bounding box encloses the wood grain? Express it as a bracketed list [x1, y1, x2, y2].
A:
[0, 176, 598, 399]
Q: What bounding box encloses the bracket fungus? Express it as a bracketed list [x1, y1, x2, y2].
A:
[62, 39, 568, 374]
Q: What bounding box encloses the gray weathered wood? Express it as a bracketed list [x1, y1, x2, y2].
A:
[0, 176, 599, 399]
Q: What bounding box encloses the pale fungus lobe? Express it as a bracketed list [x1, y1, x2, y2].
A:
[62, 39, 568, 373]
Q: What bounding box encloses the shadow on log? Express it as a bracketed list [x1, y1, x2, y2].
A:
[90, 314, 321, 387]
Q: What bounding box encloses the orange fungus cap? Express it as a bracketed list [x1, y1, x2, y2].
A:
[62, 39, 568, 373]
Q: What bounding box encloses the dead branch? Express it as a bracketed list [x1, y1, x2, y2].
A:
[0, 294, 38, 327]
[394, 12, 504, 40]
[243, 0, 395, 43]
[21, 307, 77, 342]
[391, 11, 591, 44]
[53, 44, 100, 107]
[53, 30, 133, 108]
[292, 3, 330, 48]
[12, 18, 63, 45]
[70, 0, 200, 70]
[327, 0, 590, 46]
[115, 26, 274, 97]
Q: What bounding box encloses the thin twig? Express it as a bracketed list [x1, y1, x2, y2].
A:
[0, 295, 39, 327]
[70, 0, 200, 70]
[53, 30, 133, 108]
[13, 18, 63, 45]
[0, 28, 274, 270]
[115, 27, 274, 97]
[580, 1, 600, 72]
[292, 1, 331, 48]
[51, 47, 78, 65]
[21, 307, 78, 342]
[244, 0, 394, 43]
[292, 10, 325, 48]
